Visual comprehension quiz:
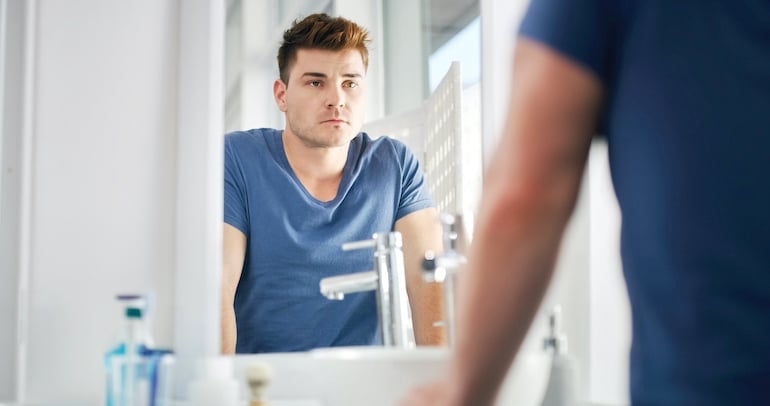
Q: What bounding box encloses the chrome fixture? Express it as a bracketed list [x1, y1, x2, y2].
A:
[320, 232, 413, 348]
[422, 213, 469, 346]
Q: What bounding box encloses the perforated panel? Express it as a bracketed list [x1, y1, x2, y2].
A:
[424, 61, 463, 214]
[361, 62, 480, 222]
[362, 107, 424, 159]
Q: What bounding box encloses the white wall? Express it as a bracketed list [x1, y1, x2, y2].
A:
[382, 0, 427, 116]
[0, 0, 21, 401]
[480, 0, 529, 168]
[20, 1, 177, 402]
[3, 0, 223, 403]
[588, 140, 630, 404]
[225, 0, 284, 132]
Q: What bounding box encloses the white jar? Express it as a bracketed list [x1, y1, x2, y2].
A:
[187, 356, 240, 406]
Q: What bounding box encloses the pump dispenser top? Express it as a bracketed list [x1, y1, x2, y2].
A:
[541, 306, 578, 406]
[105, 293, 173, 406]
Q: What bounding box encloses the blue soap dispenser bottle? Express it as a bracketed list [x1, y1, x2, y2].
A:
[104, 294, 154, 406]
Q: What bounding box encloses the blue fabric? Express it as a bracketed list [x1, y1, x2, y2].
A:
[224, 128, 432, 353]
[520, 1, 770, 404]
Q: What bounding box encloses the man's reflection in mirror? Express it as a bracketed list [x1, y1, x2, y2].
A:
[222, 13, 446, 354]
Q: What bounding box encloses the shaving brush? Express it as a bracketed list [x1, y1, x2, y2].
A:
[245, 361, 274, 406]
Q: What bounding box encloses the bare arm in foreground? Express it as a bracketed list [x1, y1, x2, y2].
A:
[400, 38, 603, 405]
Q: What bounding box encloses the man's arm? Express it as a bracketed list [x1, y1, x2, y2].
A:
[401, 38, 603, 405]
[221, 223, 246, 354]
[395, 207, 447, 346]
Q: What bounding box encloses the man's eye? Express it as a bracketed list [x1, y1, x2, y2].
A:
[309, 80, 322, 87]
[344, 81, 358, 88]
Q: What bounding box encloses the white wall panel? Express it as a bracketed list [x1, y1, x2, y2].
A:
[20, 1, 179, 402]
[0, 0, 21, 399]
[6, 0, 223, 403]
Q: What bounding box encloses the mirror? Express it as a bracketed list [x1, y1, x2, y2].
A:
[222, 0, 481, 353]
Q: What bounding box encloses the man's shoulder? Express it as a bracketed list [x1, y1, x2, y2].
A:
[225, 128, 281, 161]
[357, 132, 412, 159]
[226, 128, 279, 145]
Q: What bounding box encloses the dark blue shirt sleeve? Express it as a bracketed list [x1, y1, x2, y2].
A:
[392, 140, 433, 221]
[224, 134, 249, 235]
[519, 0, 618, 84]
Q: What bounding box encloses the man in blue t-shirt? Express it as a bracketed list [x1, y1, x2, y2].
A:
[222, 13, 446, 354]
[402, 1, 770, 405]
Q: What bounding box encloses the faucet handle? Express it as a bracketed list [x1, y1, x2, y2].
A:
[422, 250, 447, 282]
[422, 249, 467, 282]
[341, 238, 377, 251]
[438, 212, 473, 254]
[543, 305, 568, 354]
[439, 213, 457, 229]
[343, 232, 403, 252]
[439, 214, 458, 251]
[320, 271, 378, 300]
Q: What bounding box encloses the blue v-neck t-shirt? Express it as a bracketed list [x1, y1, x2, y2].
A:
[224, 128, 432, 353]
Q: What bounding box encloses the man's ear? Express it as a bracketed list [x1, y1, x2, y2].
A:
[273, 79, 288, 112]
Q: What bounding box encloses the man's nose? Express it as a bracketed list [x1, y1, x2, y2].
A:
[326, 86, 345, 108]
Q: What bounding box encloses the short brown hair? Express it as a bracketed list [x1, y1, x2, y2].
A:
[277, 13, 370, 85]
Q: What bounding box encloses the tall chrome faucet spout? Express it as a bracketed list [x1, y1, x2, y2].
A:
[319, 271, 378, 300]
[318, 231, 414, 347]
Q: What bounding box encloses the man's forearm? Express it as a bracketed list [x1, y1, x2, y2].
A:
[395, 209, 447, 346]
[222, 224, 247, 354]
[449, 198, 563, 405]
[410, 281, 447, 345]
[221, 299, 237, 354]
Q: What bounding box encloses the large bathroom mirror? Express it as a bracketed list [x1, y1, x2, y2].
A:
[218, 3, 630, 403]
[222, 0, 482, 353]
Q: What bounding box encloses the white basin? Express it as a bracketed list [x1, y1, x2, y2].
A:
[232, 347, 550, 406]
[310, 346, 450, 406]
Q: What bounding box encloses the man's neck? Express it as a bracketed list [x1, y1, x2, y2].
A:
[282, 130, 349, 201]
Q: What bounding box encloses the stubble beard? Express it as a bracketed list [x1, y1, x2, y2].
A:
[289, 122, 357, 149]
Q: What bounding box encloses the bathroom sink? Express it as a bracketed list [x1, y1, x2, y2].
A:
[232, 347, 550, 406]
[310, 345, 449, 361]
[309, 346, 450, 405]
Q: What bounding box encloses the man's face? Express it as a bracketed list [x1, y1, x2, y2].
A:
[274, 48, 367, 149]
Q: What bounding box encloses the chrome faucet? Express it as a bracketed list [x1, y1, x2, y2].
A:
[543, 305, 568, 355]
[422, 213, 469, 346]
[319, 231, 414, 348]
